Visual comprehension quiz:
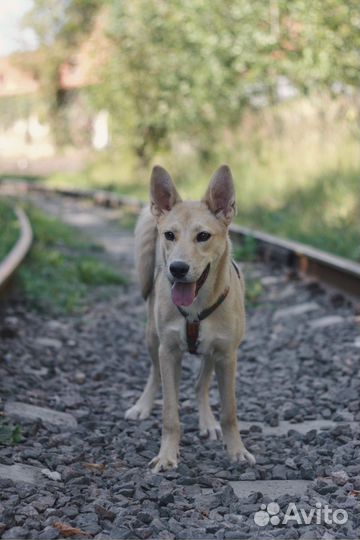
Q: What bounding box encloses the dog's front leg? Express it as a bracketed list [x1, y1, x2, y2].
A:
[150, 344, 182, 472]
[196, 357, 221, 440]
[215, 351, 256, 466]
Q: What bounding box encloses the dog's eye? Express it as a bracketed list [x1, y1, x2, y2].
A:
[197, 231, 211, 242]
[164, 231, 175, 241]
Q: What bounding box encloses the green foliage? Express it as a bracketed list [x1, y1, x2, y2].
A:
[234, 237, 258, 263]
[24, 0, 101, 48]
[18, 205, 128, 313]
[0, 420, 22, 446]
[0, 200, 20, 262]
[23, 0, 359, 155]
[98, 0, 359, 158]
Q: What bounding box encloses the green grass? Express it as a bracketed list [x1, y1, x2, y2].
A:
[18, 205, 128, 314]
[77, 259, 126, 285]
[245, 278, 263, 308]
[0, 200, 20, 261]
[238, 169, 359, 261]
[0, 418, 22, 446]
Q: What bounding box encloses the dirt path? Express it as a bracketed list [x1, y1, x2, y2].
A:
[0, 195, 359, 540]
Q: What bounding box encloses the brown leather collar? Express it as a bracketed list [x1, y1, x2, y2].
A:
[176, 260, 240, 354]
[195, 263, 210, 295]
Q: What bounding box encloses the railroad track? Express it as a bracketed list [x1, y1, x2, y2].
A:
[1, 178, 359, 301]
[0, 184, 359, 540]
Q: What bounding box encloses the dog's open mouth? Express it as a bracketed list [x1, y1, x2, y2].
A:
[171, 264, 210, 307]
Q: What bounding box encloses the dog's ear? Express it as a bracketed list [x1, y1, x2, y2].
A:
[150, 165, 182, 218]
[202, 165, 236, 225]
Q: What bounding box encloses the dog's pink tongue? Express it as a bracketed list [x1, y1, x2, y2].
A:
[171, 282, 196, 307]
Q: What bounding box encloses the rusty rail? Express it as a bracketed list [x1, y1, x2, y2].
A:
[229, 225, 360, 299]
[0, 206, 33, 294]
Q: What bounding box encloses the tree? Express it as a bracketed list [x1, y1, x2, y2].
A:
[22, 0, 102, 146]
[24, 0, 358, 154]
[100, 0, 358, 161]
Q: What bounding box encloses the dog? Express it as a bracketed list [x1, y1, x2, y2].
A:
[125, 164, 255, 472]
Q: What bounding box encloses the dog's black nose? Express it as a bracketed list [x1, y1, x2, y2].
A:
[170, 261, 190, 278]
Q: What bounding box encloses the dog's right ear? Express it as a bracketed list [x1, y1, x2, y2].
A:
[150, 165, 182, 218]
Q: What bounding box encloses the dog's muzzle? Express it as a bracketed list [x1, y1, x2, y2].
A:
[170, 263, 210, 307]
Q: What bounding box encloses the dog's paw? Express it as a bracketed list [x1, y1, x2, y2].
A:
[149, 450, 178, 473]
[199, 419, 222, 441]
[125, 403, 151, 420]
[229, 447, 256, 466]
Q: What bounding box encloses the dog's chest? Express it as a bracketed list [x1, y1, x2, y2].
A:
[168, 316, 228, 355]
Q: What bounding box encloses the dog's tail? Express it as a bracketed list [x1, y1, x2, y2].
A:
[134, 206, 158, 300]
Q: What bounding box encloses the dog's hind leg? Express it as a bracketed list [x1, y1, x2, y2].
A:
[196, 357, 222, 440]
[125, 315, 160, 420]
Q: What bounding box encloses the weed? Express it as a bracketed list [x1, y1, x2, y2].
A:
[0, 419, 22, 445]
[245, 278, 263, 308]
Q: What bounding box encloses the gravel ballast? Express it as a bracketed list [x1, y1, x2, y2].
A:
[0, 195, 359, 540]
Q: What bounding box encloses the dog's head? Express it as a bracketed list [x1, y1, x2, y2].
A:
[150, 165, 236, 307]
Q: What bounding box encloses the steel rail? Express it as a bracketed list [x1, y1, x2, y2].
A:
[0, 206, 33, 294]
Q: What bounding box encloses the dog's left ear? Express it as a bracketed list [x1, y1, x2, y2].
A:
[202, 165, 236, 225]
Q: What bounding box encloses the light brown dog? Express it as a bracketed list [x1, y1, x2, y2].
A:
[125, 165, 255, 472]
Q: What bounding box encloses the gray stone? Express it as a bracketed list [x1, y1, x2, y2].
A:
[239, 471, 257, 481]
[285, 458, 297, 470]
[309, 315, 345, 329]
[33, 495, 56, 512]
[18, 504, 38, 517]
[273, 302, 319, 320]
[34, 337, 62, 349]
[5, 402, 77, 428]
[0, 463, 43, 485]
[331, 470, 349, 486]
[38, 527, 60, 540]
[272, 465, 288, 480]
[240, 419, 357, 436]
[76, 512, 101, 535]
[300, 464, 314, 480]
[159, 492, 174, 505]
[2, 526, 28, 539]
[230, 480, 310, 498]
[284, 406, 300, 420]
[261, 276, 286, 286]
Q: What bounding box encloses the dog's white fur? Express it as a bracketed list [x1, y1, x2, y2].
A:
[126, 165, 255, 472]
